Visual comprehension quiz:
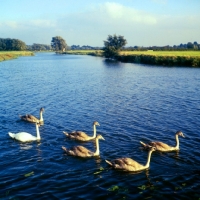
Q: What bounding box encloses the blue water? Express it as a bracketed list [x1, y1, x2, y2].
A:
[0, 53, 199, 199]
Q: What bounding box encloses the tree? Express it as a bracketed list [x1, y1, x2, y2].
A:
[12, 39, 27, 50]
[187, 42, 194, 49]
[193, 41, 198, 50]
[28, 43, 52, 51]
[51, 36, 67, 52]
[0, 38, 26, 51]
[103, 34, 127, 59]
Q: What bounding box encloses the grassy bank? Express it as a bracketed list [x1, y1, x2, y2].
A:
[64, 50, 200, 67]
[0, 51, 34, 62]
[63, 50, 102, 56]
[120, 51, 200, 57]
[117, 51, 200, 67]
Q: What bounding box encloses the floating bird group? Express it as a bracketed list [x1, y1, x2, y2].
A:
[8, 108, 185, 172]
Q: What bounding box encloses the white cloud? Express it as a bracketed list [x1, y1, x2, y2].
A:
[30, 20, 56, 28]
[0, 1, 199, 46]
[0, 19, 55, 30]
[3, 21, 19, 29]
[100, 2, 157, 24]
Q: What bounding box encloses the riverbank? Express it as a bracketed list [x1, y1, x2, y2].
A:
[62, 50, 102, 56]
[0, 51, 34, 62]
[64, 50, 200, 67]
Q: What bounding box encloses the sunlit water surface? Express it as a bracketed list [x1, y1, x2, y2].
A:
[0, 53, 199, 199]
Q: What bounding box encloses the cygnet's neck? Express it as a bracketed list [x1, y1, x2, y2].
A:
[39, 111, 43, 122]
[144, 150, 153, 169]
[94, 138, 100, 156]
[175, 134, 180, 149]
[92, 124, 97, 138]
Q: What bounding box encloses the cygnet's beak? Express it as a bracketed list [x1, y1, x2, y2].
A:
[101, 136, 105, 140]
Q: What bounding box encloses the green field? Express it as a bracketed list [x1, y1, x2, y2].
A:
[65, 50, 200, 67]
[64, 50, 102, 56]
[120, 50, 200, 57]
[0, 51, 34, 62]
[65, 50, 200, 57]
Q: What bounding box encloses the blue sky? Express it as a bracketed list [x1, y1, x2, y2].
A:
[0, 0, 200, 46]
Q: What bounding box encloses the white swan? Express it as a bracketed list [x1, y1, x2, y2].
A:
[62, 134, 105, 157]
[105, 147, 156, 172]
[140, 131, 185, 152]
[19, 107, 44, 123]
[8, 123, 41, 142]
[63, 121, 100, 141]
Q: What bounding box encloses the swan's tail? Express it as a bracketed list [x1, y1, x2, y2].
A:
[63, 131, 69, 137]
[8, 132, 15, 139]
[62, 146, 68, 153]
[105, 160, 113, 166]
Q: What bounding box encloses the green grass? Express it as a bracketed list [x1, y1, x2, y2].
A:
[0, 51, 34, 62]
[65, 50, 200, 57]
[65, 50, 200, 67]
[66, 50, 97, 54]
[120, 50, 200, 57]
[64, 50, 102, 56]
[117, 51, 200, 67]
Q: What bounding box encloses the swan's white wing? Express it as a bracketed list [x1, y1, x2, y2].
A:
[12, 132, 37, 142]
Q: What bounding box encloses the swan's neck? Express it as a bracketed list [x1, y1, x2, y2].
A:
[175, 134, 179, 149]
[39, 111, 43, 122]
[94, 138, 100, 156]
[92, 125, 97, 138]
[36, 124, 41, 140]
[144, 150, 153, 168]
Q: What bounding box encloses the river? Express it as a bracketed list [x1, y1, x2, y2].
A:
[0, 53, 199, 199]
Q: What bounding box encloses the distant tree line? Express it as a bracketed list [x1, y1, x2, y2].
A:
[70, 41, 200, 52]
[1, 36, 199, 53]
[70, 45, 102, 50]
[27, 43, 52, 51]
[0, 38, 27, 51]
[125, 41, 200, 51]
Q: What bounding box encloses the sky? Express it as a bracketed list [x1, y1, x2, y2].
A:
[0, 0, 200, 47]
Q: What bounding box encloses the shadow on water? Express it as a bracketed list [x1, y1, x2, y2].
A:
[103, 58, 123, 68]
